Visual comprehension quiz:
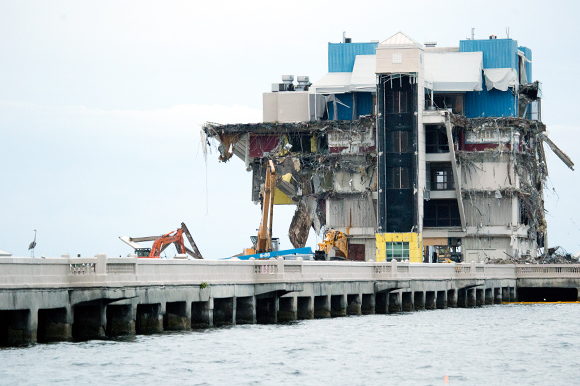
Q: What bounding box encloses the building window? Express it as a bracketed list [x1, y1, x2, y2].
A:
[386, 242, 409, 260]
[388, 167, 410, 189]
[389, 131, 410, 153]
[430, 165, 454, 190]
[387, 91, 411, 114]
[426, 125, 449, 153]
[424, 199, 461, 227]
[433, 94, 464, 115]
[392, 53, 402, 64]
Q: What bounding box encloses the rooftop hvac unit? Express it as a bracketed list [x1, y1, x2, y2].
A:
[296, 76, 310, 91]
[272, 83, 285, 92]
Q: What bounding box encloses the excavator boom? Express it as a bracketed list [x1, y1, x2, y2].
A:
[255, 160, 276, 254]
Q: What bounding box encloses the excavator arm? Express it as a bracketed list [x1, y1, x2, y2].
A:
[255, 160, 276, 254]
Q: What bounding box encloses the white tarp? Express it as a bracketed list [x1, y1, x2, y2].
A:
[350, 55, 376, 92]
[424, 52, 483, 92]
[483, 68, 519, 92]
[310, 72, 351, 94]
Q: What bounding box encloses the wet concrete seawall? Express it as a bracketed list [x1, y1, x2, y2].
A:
[1, 256, 579, 346]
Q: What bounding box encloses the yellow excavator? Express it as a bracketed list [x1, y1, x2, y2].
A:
[244, 159, 276, 255]
[317, 229, 349, 260]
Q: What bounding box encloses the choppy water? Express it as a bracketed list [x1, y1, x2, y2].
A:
[1, 304, 579, 385]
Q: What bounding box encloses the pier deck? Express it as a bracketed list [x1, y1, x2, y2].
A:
[1, 255, 579, 345]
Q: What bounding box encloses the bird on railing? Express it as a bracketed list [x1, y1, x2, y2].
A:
[28, 230, 37, 257]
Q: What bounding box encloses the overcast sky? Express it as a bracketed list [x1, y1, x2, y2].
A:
[1, 0, 579, 258]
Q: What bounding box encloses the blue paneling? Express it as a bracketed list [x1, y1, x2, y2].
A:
[460, 39, 518, 69]
[464, 88, 516, 118]
[356, 92, 374, 117]
[518, 46, 532, 83]
[328, 42, 378, 72]
[336, 93, 354, 120]
[325, 92, 374, 120]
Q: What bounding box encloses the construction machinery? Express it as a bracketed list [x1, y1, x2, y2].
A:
[316, 229, 349, 260]
[244, 160, 276, 256]
[119, 222, 203, 259]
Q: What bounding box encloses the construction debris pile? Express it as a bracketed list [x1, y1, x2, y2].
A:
[487, 246, 580, 264]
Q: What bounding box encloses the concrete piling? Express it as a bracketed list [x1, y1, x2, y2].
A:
[402, 292, 413, 312]
[135, 304, 163, 334]
[73, 304, 106, 340]
[297, 296, 314, 320]
[191, 300, 213, 328]
[457, 289, 467, 308]
[330, 294, 347, 317]
[38, 307, 72, 343]
[213, 298, 235, 326]
[164, 301, 190, 331]
[346, 294, 362, 315]
[389, 292, 402, 313]
[447, 289, 457, 308]
[494, 288, 502, 304]
[256, 297, 278, 324]
[485, 288, 494, 305]
[361, 293, 375, 315]
[375, 292, 388, 314]
[236, 296, 256, 324]
[436, 291, 447, 309]
[476, 288, 484, 307]
[467, 288, 477, 307]
[106, 304, 135, 337]
[413, 292, 425, 311]
[277, 296, 297, 322]
[425, 291, 436, 310]
[314, 295, 331, 318]
[502, 287, 510, 302]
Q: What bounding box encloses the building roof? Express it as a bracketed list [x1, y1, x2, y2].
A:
[0, 250, 12, 257]
[424, 52, 483, 92]
[350, 55, 377, 92]
[310, 72, 352, 94]
[379, 32, 420, 47]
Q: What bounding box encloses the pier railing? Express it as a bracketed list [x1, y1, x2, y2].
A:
[0, 255, 578, 289]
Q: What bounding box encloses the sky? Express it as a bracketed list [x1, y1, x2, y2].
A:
[1, 0, 579, 258]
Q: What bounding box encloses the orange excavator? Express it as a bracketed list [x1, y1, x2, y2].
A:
[119, 222, 203, 259]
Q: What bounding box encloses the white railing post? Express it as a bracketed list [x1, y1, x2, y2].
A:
[391, 259, 397, 278]
[96, 253, 107, 275]
[277, 257, 284, 277]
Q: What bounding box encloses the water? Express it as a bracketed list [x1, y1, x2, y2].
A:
[1, 304, 579, 385]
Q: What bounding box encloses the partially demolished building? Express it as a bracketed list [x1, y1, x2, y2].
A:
[203, 32, 573, 263]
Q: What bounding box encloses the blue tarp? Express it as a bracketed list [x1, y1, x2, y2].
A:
[225, 247, 313, 260]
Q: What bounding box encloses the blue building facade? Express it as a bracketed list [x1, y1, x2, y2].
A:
[460, 38, 532, 118]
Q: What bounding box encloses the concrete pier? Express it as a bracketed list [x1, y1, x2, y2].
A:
[314, 295, 331, 319]
[135, 304, 163, 334]
[278, 296, 297, 322]
[106, 304, 135, 337]
[0, 256, 578, 346]
[389, 292, 402, 313]
[297, 296, 313, 320]
[436, 291, 447, 309]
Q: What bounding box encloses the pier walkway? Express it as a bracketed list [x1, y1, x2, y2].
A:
[1, 255, 579, 345]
